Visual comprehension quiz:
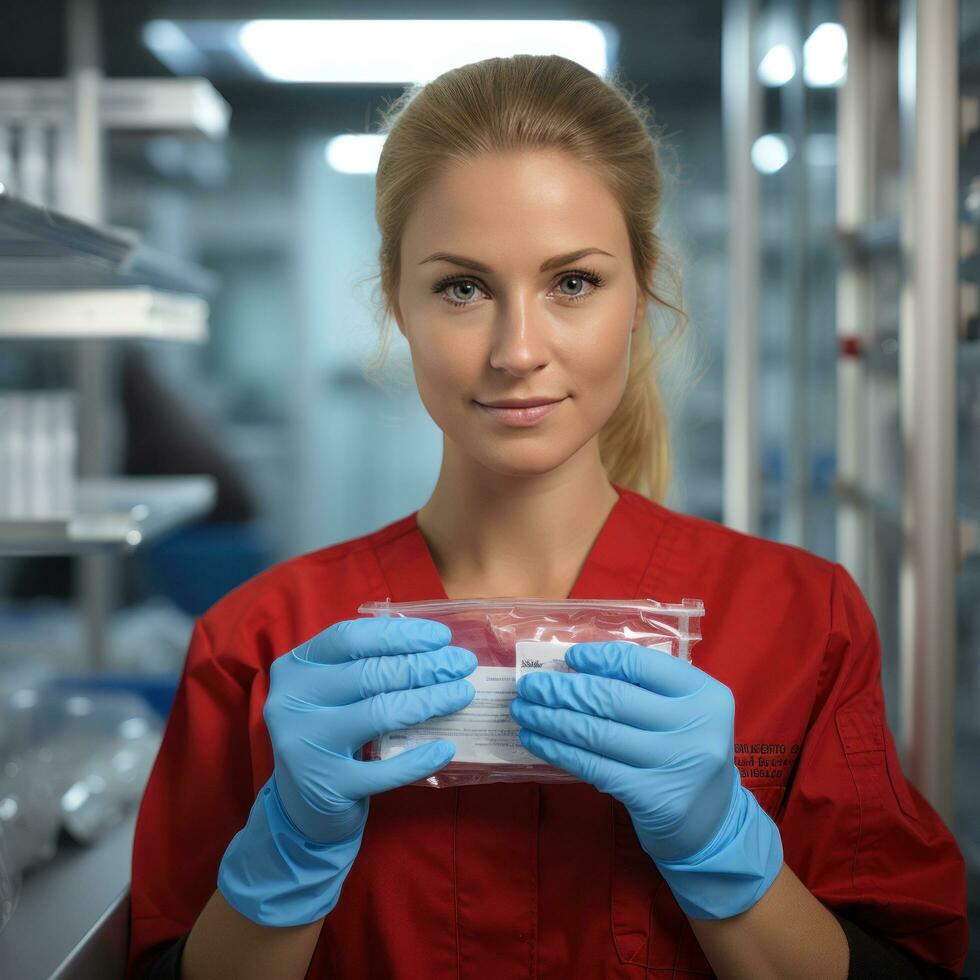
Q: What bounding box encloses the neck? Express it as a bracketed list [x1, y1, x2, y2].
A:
[415, 442, 620, 599]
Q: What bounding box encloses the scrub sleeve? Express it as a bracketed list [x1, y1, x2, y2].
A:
[777, 563, 968, 973]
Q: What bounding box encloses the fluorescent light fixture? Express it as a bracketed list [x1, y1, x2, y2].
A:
[325, 134, 387, 174]
[237, 19, 611, 83]
[803, 22, 847, 87]
[143, 20, 208, 75]
[751, 134, 794, 174]
[758, 44, 796, 86]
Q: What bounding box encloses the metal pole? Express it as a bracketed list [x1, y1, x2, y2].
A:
[782, 0, 810, 549]
[66, 0, 114, 673]
[897, 0, 958, 823]
[65, 0, 102, 225]
[722, 0, 762, 535]
[835, 0, 872, 588]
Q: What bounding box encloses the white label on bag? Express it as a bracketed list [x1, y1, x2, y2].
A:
[375, 664, 541, 765]
[516, 638, 675, 678]
[515, 639, 575, 679]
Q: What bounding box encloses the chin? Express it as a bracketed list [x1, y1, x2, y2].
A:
[473, 438, 591, 477]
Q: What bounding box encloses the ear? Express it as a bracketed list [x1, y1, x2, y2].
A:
[631, 288, 647, 333]
[392, 295, 407, 338]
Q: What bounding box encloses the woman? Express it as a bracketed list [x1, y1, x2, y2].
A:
[126, 55, 967, 979]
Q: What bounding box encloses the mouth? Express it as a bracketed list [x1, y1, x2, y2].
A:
[477, 397, 564, 408]
[474, 397, 568, 427]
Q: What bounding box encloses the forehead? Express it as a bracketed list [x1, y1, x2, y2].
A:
[401, 149, 628, 263]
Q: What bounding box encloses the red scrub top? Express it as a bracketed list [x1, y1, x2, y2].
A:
[125, 484, 968, 979]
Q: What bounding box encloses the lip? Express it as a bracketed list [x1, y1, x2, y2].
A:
[479, 397, 563, 408]
[475, 397, 567, 427]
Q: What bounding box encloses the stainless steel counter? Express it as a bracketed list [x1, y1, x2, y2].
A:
[0, 808, 137, 979]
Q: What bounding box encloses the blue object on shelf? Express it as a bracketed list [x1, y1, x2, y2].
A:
[138, 521, 272, 617]
[48, 673, 180, 721]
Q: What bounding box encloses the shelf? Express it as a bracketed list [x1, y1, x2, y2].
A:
[0, 190, 218, 295]
[0, 808, 136, 980]
[0, 288, 208, 342]
[0, 77, 230, 140]
[0, 475, 217, 555]
[0, 190, 132, 279]
[120, 240, 218, 296]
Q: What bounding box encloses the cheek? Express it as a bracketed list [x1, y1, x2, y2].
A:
[408, 328, 478, 400]
[566, 312, 634, 392]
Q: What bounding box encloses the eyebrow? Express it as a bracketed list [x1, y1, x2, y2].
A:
[418, 247, 614, 274]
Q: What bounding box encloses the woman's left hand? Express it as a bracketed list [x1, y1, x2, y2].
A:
[509, 641, 739, 864]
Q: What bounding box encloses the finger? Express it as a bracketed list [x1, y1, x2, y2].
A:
[358, 646, 477, 699]
[296, 647, 477, 706]
[346, 679, 476, 745]
[516, 669, 698, 732]
[565, 641, 708, 698]
[510, 698, 655, 767]
[294, 616, 452, 665]
[516, 728, 636, 799]
[350, 739, 457, 796]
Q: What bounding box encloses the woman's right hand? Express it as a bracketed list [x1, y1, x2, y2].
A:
[217, 615, 476, 926]
[265, 615, 477, 844]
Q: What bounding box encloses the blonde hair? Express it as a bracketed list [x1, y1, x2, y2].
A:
[363, 54, 692, 503]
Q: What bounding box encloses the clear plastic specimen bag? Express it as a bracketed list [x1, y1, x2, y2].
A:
[356, 596, 706, 787]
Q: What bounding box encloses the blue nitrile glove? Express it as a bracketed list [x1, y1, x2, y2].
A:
[218, 616, 476, 926]
[509, 641, 783, 919]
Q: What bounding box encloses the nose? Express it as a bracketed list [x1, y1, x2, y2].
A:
[487, 291, 551, 376]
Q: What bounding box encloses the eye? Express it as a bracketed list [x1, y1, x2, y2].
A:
[436, 278, 486, 307]
[431, 268, 606, 309]
[555, 270, 604, 302]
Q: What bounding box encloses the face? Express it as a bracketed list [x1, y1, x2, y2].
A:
[394, 149, 646, 479]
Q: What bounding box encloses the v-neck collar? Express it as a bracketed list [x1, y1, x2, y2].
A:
[370, 482, 672, 604]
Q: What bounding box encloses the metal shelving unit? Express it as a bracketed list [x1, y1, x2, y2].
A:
[0, 190, 218, 565]
[0, 24, 228, 571]
[0, 3, 231, 975]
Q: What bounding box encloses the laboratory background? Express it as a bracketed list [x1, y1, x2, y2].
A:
[0, 0, 977, 976]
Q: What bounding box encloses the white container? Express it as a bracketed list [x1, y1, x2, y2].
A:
[0, 391, 77, 519]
